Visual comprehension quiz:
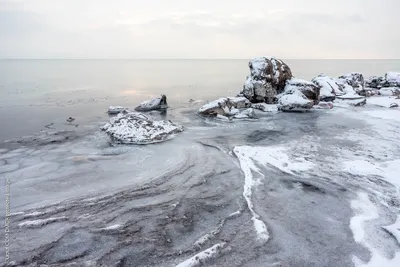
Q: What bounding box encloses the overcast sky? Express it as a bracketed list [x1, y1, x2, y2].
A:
[0, 0, 399, 59]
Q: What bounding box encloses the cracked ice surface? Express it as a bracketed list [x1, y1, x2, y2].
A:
[1, 103, 400, 267]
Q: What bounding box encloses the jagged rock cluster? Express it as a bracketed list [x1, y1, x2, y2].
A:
[234, 57, 370, 112]
[102, 58, 399, 144]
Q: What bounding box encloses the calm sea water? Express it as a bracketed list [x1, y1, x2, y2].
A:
[0, 59, 399, 140]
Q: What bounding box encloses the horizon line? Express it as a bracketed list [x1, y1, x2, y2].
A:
[0, 58, 400, 60]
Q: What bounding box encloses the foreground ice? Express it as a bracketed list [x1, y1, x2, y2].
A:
[2, 97, 400, 266]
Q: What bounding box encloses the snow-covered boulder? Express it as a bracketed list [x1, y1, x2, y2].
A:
[312, 75, 344, 101]
[134, 95, 168, 112]
[198, 97, 251, 116]
[239, 57, 293, 103]
[335, 78, 358, 95]
[285, 78, 320, 104]
[101, 110, 183, 144]
[108, 106, 125, 114]
[338, 72, 365, 93]
[277, 89, 314, 112]
[386, 72, 400, 87]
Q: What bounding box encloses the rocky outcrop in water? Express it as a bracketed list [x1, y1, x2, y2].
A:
[239, 57, 293, 103]
[101, 110, 183, 144]
[135, 95, 168, 112]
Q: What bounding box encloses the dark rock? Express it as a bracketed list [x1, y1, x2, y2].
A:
[135, 95, 168, 112]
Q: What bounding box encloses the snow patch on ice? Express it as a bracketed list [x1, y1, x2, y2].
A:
[18, 216, 68, 228]
[0, 163, 19, 173]
[351, 192, 400, 267]
[101, 224, 123, 231]
[367, 96, 400, 108]
[343, 159, 400, 191]
[343, 160, 384, 177]
[175, 243, 226, 267]
[383, 216, 400, 246]
[362, 110, 400, 122]
[233, 146, 315, 240]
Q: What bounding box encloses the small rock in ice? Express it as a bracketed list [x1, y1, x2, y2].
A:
[108, 106, 125, 114]
[232, 108, 258, 120]
[134, 94, 168, 111]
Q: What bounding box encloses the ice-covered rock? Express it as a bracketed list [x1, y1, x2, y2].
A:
[338, 72, 365, 94]
[335, 79, 357, 95]
[233, 108, 257, 119]
[239, 57, 293, 103]
[215, 108, 258, 122]
[134, 95, 168, 112]
[277, 89, 314, 112]
[285, 78, 320, 104]
[312, 75, 343, 101]
[107, 106, 125, 114]
[366, 72, 400, 89]
[251, 103, 279, 112]
[314, 102, 334, 109]
[198, 97, 251, 116]
[101, 110, 183, 144]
